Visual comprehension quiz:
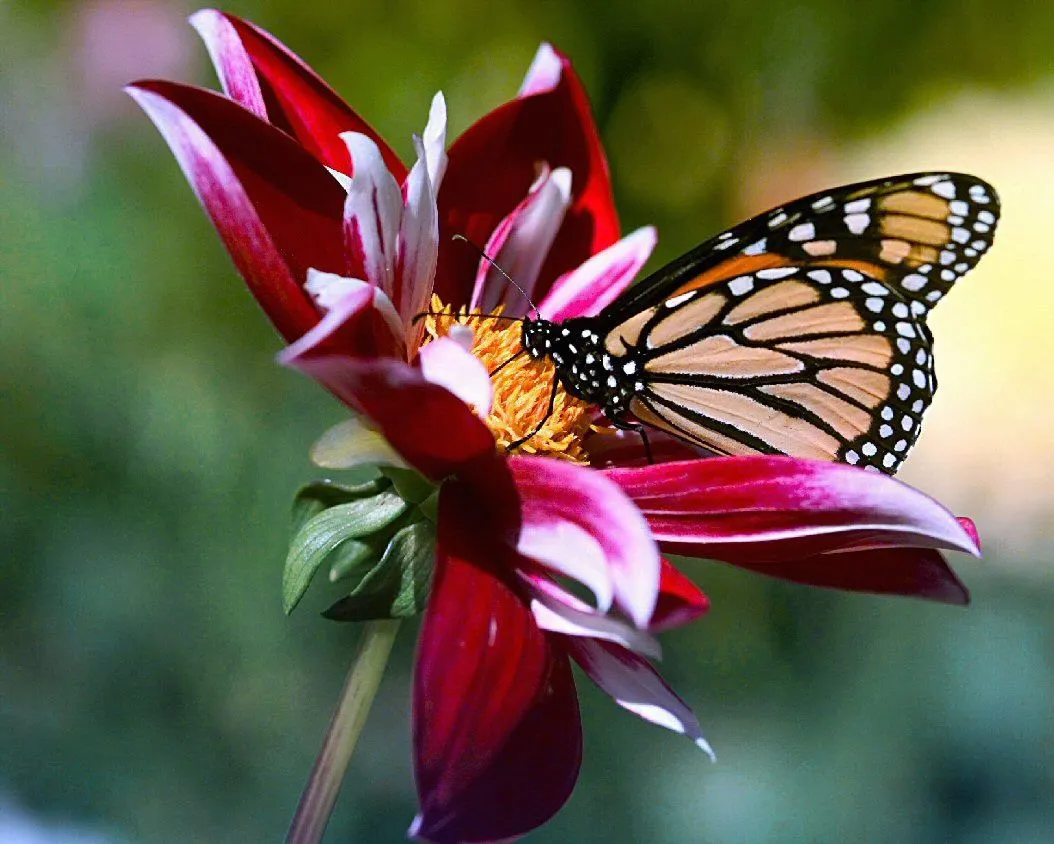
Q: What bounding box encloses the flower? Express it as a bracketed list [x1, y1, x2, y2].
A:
[130, 12, 980, 842]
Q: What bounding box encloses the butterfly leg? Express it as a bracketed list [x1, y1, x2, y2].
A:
[506, 373, 559, 452]
[610, 414, 654, 465]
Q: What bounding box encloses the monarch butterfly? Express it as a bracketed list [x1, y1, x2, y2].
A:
[516, 172, 1000, 474]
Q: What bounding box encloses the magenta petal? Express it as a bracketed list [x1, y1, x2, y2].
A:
[742, 546, 971, 605]
[509, 456, 660, 628]
[189, 10, 405, 178]
[608, 456, 980, 559]
[127, 80, 346, 343]
[282, 355, 496, 481]
[651, 559, 710, 633]
[435, 47, 618, 309]
[413, 483, 582, 843]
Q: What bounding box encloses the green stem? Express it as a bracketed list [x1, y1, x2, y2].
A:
[286, 619, 401, 844]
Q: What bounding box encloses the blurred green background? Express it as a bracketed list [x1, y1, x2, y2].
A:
[3, 0, 1053, 841]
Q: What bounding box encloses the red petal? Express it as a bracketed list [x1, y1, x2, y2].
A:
[189, 10, 405, 179]
[413, 482, 582, 843]
[607, 457, 979, 603]
[127, 80, 346, 343]
[740, 546, 970, 605]
[282, 355, 497, 481]
[435, 46, 618, 308]
[651, 558, 710, 633]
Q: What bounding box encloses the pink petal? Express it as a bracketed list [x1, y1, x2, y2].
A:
[566, 638, 714, 758]
[508, 456, 659, 628]
[396, 135, 440, 339]
[413, 482, 582, 843]
[607, 456, 979, 603]
[281, 355, 496, 481]
[434, 45, 618, 310]
[189, 10, 405, 178]
[341, 133, 402, 292]
[524, 573, 661, 659]
[470, 166, 572, 316]
[418, 337, 493, 418]
[126, 79, 345, 344]
[585, 428, 711, 468]
[422, 92, 449, 192]
[651, 558, 710, 633]
[538, 226, 657, 321]
[517, 43, 563, 97]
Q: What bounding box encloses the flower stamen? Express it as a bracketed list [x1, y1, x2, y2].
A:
[422, 296, 602, 463]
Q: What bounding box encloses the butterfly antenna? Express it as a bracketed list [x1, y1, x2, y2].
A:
[452, 234, 540, 317]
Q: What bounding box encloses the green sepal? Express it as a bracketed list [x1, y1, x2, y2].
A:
[283, 492, 409, 614]
[379, 466, 436, 506]
[322, 520, 436, 621]
[291, 477, 391, 535]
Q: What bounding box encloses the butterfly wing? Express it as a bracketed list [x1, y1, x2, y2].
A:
[598, 172, 999, 474]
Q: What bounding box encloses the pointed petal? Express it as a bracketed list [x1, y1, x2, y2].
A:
[524, 573, 661, 659]
[435, 45, 618, 309]
[281, 356, 496, 481]
[189, 10, 405, 178]
[341, 133, 403, 292]
[508, 456, 659, 628]
[607, 456, 979, 602]
[518, 42, 564, 97]
[470, 167, 572, 316]
[396, 135, 440, 340]
[567, 638, 714, 759]
[413, 483, 581, 843]
[539, 226, 657, 321]
[127, 80, 346, 343]
[418, 337, 493, 418]
[651, 558, 710, 633]
[422, 91, 449, 192]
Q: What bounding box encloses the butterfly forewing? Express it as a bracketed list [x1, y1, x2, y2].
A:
[591, 172, 999, 474]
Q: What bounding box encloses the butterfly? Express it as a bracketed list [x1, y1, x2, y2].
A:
[517, 172, 999, 474]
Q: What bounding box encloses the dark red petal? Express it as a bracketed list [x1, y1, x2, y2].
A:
[651, 558, 710, 633]
[127, 80, 347, 343]
[190, 10, 405, 179]
[737, 546, 971, 605]
[413, 483, 582, 843]
[282, 355, 497, 481]
[435, 47, 618, 308]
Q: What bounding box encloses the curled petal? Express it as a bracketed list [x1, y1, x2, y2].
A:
[524, 573, 661, 659]
[189, 10, 405, 177]
[471, 166, 572, 316]
[435, 45, 618, 309]
[539, 226, 657, 321]
[651, 558, 710, 633]
[278, 279, 404, 366]
[310, 417, 407, 470]
[413, 482, 581, 843]
[566, 638, 714, 759]
[341, 133, 403, 292]
[126, 80, 345, 342]
[281, 356, 496, 481]
[518, 42, 563, 97]
[418, 337, 494, 418]
[509, 456, 659, 628]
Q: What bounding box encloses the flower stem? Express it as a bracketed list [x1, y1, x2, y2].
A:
[286, 619, 402, 844]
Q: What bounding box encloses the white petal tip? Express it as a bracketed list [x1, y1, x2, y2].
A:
[695, 737, 717, 762]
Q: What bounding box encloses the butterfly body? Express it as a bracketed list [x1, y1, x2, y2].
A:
[520, 172, 1000, 474]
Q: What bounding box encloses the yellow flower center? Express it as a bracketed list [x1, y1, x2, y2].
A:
[421, 296, 602, 464]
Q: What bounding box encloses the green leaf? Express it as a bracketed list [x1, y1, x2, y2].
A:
[322, 520, 436, 621]
[291, 477, 391, 536]
[379, 466, 436, 505]
[283, 492, 409, 614]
